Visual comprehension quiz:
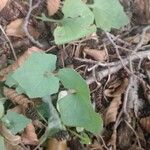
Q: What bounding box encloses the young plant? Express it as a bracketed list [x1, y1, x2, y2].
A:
[37, 0, 129, 44]
[5, 52, 103, 135]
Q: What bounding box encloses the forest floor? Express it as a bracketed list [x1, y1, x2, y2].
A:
[0, 0, 150, 150]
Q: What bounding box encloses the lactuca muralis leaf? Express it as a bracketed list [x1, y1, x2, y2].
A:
[5, 52, 59, 98]
[92, 0, 129, 31]
[1, 111, 31, 134]
[57, 68, 103, 134]
[54, 0, 96, 44]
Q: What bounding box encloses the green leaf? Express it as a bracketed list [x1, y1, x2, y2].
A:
[36, 102, 50, 119]
[39, 95, 65, 144]
[5, 52, 60, 98]
[0, 101, 4, 119]
[2, 111, 31, 134]
[0, 135, 5, 150]
[92, 0, 129, 31]
[58, 68, 102, 134]
[54, 0, 96, 44]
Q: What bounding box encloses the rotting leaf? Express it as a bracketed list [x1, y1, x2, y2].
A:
[5, 52, 59, 98]
[47, 0, 60, 16]
[54, 0, 96, 44]
[3, 87, 33, 109]
[105, 96, 121, 126]
[92, 0, 129, 31]
[58, 68, 102, 134]
[6, 18, 40, 38]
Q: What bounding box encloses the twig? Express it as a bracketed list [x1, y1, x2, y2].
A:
[125, 120, 142, 148]
[24, 0, 43, 48]
[87, 50, 150, 84]
[106, 32, 131, 74]
[0, 25, 17, 60]
[133, 25, 150, 52]
[122, 76, 133, 118]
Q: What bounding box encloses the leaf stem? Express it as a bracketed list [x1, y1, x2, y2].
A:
[36, 14, 62, 23]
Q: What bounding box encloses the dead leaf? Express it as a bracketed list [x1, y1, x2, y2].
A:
[6, 18, 40, 38]
[47, 138, 67, 150]
[47, 0, 60, 16]
[0, 46, 41, 81]
[132, 0, 150, 25]
[105, 96, 122, 126]
[0, 124, 21, 146]
[0, 0, 8, 12]
[125, 32, 150, 45]
[83, 48, 107, 61]
[3, 87, 33, 109]
[140, 116, 150, 133]
[21, 123, 38, 145]
[9, 106, 22, 114]
[5, 141, 24, 150]
[104, 78, 129, 97]
[117, 122, 134, 150]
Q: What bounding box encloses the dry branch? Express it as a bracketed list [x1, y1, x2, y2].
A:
[87, 50, 150, 84]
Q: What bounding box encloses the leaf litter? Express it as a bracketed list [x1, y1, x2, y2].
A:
[0, 0, 150, 149]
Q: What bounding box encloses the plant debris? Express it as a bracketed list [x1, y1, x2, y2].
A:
[0, 0, 150, 149]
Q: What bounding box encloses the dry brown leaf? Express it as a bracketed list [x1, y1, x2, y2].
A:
[9, 106, 22, 114]
[47, 138, 67, 150]
[132, 0, 150, 25]
[21, 123, 38, 145]
[0, 0, 8, 12]
[108, 130, 117, 150]
[6, 18, 40, 38]
[0, 46, 41, 81]
[83, 48, 107, 61]
[3, 87, 33, 109]
[105, 96, 122, 126]
[140, 116, 150, 133]
[125, 32, 150, 45]
[47, 0, 60, 16]
[104, 78, 129, 97]
[0, 124, 21, 146]
[5, 141, 24, 150]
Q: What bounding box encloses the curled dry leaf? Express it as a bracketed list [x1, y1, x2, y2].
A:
[0, 0, 8, 12]
[47, 138, 67, 150]
[0, 124, 21, 145]
[104, 78, 129, 97]
[3, 87, 33, 109]
[132, 0, 150, 25]
[105, 96, 122, 126]
[83, 48, 107, 61]
[0, 46, 41, 81]
[125, 32, 150, 45]
[21, 123, 38, 145]
[5, 141, 24, 150]
[142, 83, 150, 104]
[47, 0, 60, 16]
[6, 18, 40, 38]
[9, 106, 22, 114]
[140, 116, 150, 133]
